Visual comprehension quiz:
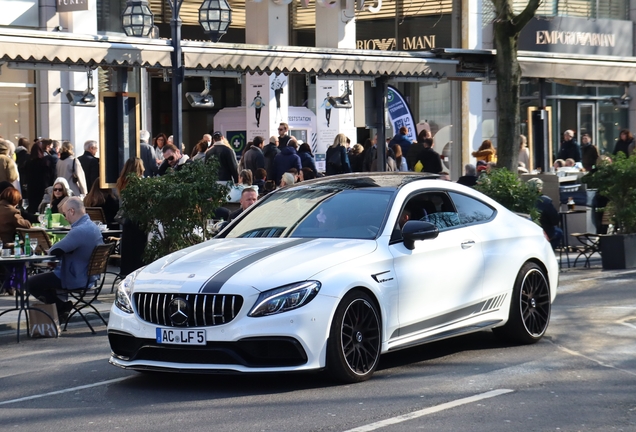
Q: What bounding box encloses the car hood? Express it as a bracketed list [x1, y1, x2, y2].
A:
[132, 237, 377, 295]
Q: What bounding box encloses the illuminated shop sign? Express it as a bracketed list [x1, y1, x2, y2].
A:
[519, 16, 632, 57]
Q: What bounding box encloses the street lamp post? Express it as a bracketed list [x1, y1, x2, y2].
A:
[123, 0, 232, 152]
[168, 0, 184, 151]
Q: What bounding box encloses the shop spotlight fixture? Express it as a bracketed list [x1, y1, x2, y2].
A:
[122, 0, 154, 37]
[328, 80, 352, 109]
[66, 71, 96, 108]
[186, 77, 215, 108]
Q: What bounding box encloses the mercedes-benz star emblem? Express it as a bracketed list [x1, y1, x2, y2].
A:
[169, 297, 190, 326]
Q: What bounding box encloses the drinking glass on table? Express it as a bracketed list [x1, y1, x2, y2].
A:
[30, 239, 38, 255]
[38, 214, 45, 226]
[22, 199, 29, 210]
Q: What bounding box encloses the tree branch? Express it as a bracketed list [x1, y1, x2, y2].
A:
[511, 0, 541, 34]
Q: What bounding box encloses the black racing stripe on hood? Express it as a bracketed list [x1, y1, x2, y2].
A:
[199, 238, 315, 293]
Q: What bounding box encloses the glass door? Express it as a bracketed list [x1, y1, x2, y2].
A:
[577, 102, 596, 145]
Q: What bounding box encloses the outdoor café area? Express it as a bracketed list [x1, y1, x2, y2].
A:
[522, 168, 605, 269]
[0, 208, 122, 343]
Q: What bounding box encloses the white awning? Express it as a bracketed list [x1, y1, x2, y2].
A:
[0, 28, 172, 68]
[519, 51, 636, 83]
[182, 42, 459, 78]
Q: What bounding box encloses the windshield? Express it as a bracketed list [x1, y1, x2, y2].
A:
[224, 188, 392, 239]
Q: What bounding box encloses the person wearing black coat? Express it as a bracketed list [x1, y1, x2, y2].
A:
[297, 143, 317, 174]
[613, 129, 634, 157]
[415, 138, 443, 174]
[25, 142, 54, 214]
[557, 130, 582, 162]
[242, 136, 266, 175]
[263, 137, 280, 182]
[325, 133, 352, 176]
[78, 140, 100, 191]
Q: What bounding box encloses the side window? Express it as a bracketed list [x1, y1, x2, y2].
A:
[399, 191, 461, 232]
[448, 192, 495, 226]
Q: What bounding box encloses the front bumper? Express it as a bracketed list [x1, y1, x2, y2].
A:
[107, 293, 338, 373]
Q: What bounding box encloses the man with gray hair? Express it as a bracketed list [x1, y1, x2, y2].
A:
[28, 197, 104, 318]
[457, 163, 477, 187]
[139, 130, 158, 177]
[78, 140, 100, 190]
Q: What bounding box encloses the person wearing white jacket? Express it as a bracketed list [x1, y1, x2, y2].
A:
[56, 141, 88, 197]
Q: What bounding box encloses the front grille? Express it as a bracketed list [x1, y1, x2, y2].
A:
[133, 293, 244, 327]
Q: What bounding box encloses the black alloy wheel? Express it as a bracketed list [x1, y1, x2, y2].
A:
[493, 262, 551, 344]
[327, 291, 381, 383]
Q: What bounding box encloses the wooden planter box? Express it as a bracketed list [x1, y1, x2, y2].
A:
[600, 234, 636, 269]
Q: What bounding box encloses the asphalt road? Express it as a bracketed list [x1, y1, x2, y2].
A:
[0, 267, 635, 432]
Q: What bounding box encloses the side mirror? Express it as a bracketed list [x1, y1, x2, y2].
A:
[402, 220, 439, 250]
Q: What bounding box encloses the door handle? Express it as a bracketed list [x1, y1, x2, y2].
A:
[461, 240, 475, 249]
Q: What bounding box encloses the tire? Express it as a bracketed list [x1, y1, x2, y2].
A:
[494, 262, 551, 344]
[327, 290, 381, 383]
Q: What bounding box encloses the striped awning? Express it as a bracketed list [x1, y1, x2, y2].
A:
[0, 28, 172, 68]
[182, 42, 459, 78]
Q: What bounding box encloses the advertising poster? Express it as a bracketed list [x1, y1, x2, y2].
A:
[315, 79, 355, 156]
[247, 73, 270, 141]
[387, 85, 417, 142]
[269, 73, 288, 130]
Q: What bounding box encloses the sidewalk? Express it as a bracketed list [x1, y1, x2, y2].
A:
[0, 265, 121, 335]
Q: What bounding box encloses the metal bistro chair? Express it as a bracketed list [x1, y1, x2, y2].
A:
[86, 207, 107, 224]
[61, 243, 114, 334]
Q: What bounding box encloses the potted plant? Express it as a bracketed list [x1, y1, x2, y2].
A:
[474, 168, 540, 221]
[121, 159, 228, 263]
[583, 153, 636, 269]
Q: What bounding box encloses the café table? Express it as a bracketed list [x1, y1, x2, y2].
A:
[0, 254, 57, 342]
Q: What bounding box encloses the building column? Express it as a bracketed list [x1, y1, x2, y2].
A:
[314, 4, 356, 156]
[245, 1, 289, 142]
[461, 0, 483, 175]
[37, 0, 99, 153]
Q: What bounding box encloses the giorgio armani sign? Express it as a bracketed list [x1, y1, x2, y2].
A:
[519, 16, 633, 57]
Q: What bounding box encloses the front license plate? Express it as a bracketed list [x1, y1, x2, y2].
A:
[156, 328, 206, 345]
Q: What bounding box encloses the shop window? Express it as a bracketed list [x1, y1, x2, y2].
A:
[0, 69, 35, 143]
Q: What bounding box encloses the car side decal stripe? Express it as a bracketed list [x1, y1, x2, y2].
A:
[390, 293, 507, 340]
[199, 238, 315, 293]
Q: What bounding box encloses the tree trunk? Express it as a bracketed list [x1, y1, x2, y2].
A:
[493, 21, 521, 172]
[491, 0, 541, 173]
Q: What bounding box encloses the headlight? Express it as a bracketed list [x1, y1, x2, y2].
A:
[248, 281, 321, 317]
[115, 268, 143, 314]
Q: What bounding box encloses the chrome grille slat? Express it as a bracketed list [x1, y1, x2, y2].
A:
[221, 296, 226, 323]
[212, 295, 217, 326]
[202, 295, 207, 326]
[194, 295, 198, 327]
[133, 293, 243, 328]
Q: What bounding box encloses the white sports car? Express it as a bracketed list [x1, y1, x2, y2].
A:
[108, 173, 558, 382]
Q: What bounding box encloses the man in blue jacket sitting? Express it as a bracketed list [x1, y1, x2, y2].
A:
[29, 197, 103, 317]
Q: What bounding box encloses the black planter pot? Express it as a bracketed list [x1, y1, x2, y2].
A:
[600, 234, 636, 269]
